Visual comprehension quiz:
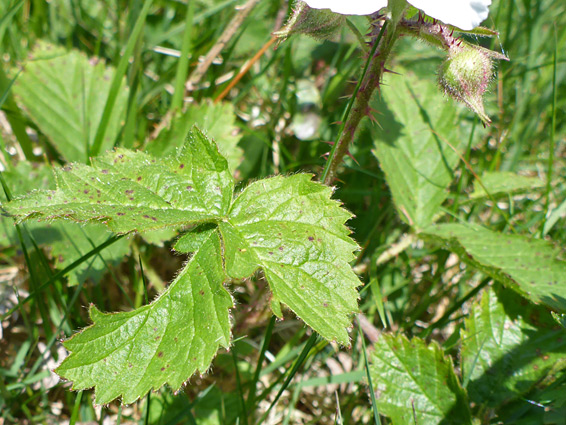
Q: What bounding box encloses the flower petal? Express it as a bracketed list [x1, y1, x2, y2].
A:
[409, 0, 491, 30]
[302, 0, 386, 16]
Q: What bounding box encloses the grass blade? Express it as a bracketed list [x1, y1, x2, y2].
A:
[90, 0, 152, 157]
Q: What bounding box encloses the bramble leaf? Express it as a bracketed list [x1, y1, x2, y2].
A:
[12, 41, 128, 163]
[3, 129, 362, 402]
[55, 230, 233, 405]
[422, 223, 566, 312]
[2, 127, 233, 233]
[0, 162, 129, 285]
[369, 334, 471, 425]
[219, 174, 360, 346]
[462, 287, 566, 407]
[371, 68, 472, 229]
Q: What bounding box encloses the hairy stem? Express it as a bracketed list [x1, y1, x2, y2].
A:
[322, 19, 400, 185]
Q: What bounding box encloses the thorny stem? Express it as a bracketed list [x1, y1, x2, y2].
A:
[321, 18, 400, 185]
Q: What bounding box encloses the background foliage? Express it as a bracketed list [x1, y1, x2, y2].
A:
[0, 0, 565, 423]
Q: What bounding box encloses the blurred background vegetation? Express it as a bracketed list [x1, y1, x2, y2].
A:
[0, 0, 565, 423]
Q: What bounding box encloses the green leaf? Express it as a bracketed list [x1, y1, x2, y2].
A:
[55, 229, 233, 405]
[4, 130, 362, 401]
[2, 127, 234, 234]
[0, 161, 54, 247]
[461, 287, 566, 407]
[147, 100, 243, 172]
[422, 223, 566, 312]
[0, 162, 129, 285]
[369, 334, 471, 425]
[12, 41, 129, 162]
[219, 174, 360, 345]
[470, 171, 544, 199]
[371, 68, 472, 229]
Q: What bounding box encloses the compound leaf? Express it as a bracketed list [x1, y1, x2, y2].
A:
[219, 174, 361, 346]
[369, 334, 471, 425]
[2, 127, 233, 234]
[371, 68, 472, 229]
[13, 41, 128, 163]
[422, 223, 566, 312]
[462, 287, 566, 407]
[55, 229, 233, 405]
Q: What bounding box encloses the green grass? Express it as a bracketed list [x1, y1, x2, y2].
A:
[1, 0, 565, 423]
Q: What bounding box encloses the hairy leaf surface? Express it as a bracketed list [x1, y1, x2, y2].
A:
[369, 334, 471, 425]
[219, 174, 360, 346]
[3, 129, 362, 402]
[13, 41, 128, 163]
[422, 223, 566, 312]
[371, 69, 472, 228]
[55, 230, 233, 405]
[462, 287, 566, 407]
[0, 162, 129, 285]
[2, 128, 233, 233]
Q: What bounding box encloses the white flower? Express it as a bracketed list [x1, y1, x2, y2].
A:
[302, 0, 492, 30]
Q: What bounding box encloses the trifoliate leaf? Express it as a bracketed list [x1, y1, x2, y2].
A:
[12, 41, 128, 163]
[422, 223, 566, 312]
[147, 100, 243, 172]
[371, 68, 472, 229]
[461, 287, 566, 407]
[2, 127, 233, 234]
[369, 334, 471, 425]
[3, 129, 363, 402]
[55, 230, 233, 405]
[219, 174, 360, 346]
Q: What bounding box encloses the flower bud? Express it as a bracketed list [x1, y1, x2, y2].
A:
[439, 44, 494, 125]
[273, 2, 345, 43]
